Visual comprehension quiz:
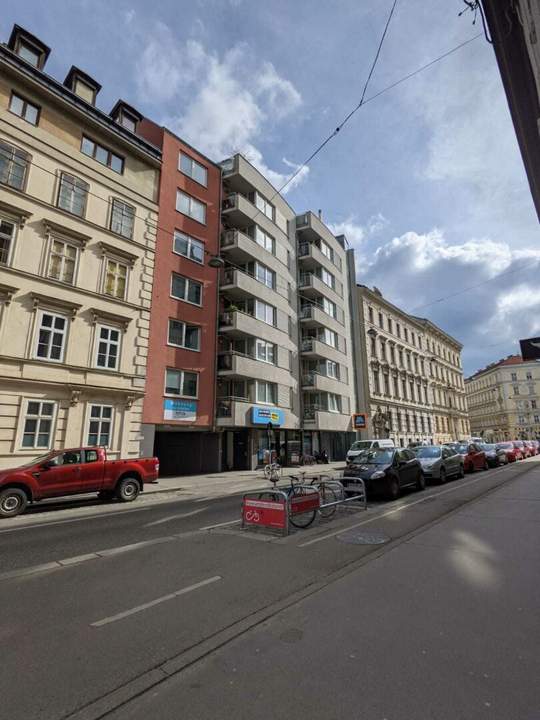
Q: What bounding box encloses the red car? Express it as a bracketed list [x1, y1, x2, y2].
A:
[512, 441, 526, 460]
[524, 441, 537, 457]
[497, 442, 520, 462]
[449, 442, 488, 473]
[0, 447, 159, 518]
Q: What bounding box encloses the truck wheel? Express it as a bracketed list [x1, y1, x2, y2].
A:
[115, 477, 140, 502]
[0, 488, 28, 518]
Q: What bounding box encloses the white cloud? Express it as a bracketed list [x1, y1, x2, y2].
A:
[135, 26, 306, 192]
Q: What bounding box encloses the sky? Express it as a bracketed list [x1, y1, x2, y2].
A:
[2, 0, 539, 376]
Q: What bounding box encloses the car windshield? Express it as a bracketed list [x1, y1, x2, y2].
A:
[455, 444, 468, 454]
[481, 444, 495, 450]
[350, 441, 375, 451]
[415, 447, 441, 458]
[17, 452, 54, 468]
[497, 442, 513, 449]
[353, 449, 394, 465]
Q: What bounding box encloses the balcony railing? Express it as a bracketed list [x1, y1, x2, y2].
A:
[222, 193, 238, 211]
[221, 230, 236, 248]
[216, 395, 249, 417]
[298, 242, 310, 257]
[302, 338, 314, 352]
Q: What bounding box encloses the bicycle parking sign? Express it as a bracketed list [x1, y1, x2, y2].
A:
[242, 498, 287, 529]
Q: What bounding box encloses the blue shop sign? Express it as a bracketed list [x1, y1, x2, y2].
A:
[163, 398, 197, 422]
[251, 406, 285, 426]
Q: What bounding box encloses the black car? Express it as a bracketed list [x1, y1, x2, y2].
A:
[344, 447, 425, 499]
[479, 443, 509, 467]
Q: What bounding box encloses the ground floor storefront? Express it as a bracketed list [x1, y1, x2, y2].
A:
[141, 425, 221, 476]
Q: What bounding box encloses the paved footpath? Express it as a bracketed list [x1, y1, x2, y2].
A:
[110, 461, 540, 720]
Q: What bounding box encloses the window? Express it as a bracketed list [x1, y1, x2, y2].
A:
[50, 450, 83, 465]
[389, 345, 395, 364]
[35, 311, 67, 362]
[368, 307, 374, 323]
[404, 328, 409, 342]
[173, 231, 204, 264]
[104, 259, 128, 300]
[119, 113, 136, 133]
[87, 405, 113, 446]
[256, 381, 276, 404]
[322, 297, 336, 318]
[110, 199, 135, 239]
[81, 136, 124, 174]
[379, 340, 386, 361]
[250, 225, 274, 253]
[526, 372, 533, 381]
[21, 400, 56, 448]
[171, 273, 202, 306]
[255, 262, 275, 289]
[398, 349, 403, 366]
[176, 190, 206, 224]
[256, 339, 275, 364]
[0, 141, 30, 190]
[17, 41, 41, 67]
[529, 384, 535, 395]
[168, 319, 200, 351]
[518, 415, 526, 424]
[253, 192, 274, 221]
[513, 385, 519, 395]
[179, 153, 207, 186]
[320, 240, 333, 261]
[95, 326, 121, 369]
[328, 393, 341, 413]
[535, 415, 540, 424]
[373, 370, 380, 395]
[255, 300, 275, 326]
[387, 318, 393, 334]
[411, 332, 415, 346]
[320, 268, 335, 289]
[396, 323, 401, 338]
[165, 369, 198, 398]
[532, 400, 537, 409]
[9, 92, 39, 125]
[370, 336, 377, 356]
[323, 328, 337, 347]
[0, 219, 16, 265]
[378, 312, 384, 328]
[384, 374, 390, 396]
[326, 360, 339, 379]
[57, 173, 89, 217]
[85, 449, 99, 463]
[47, 238, 78, 284]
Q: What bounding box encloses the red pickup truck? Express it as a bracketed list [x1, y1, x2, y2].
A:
[0, 447, 159, 518]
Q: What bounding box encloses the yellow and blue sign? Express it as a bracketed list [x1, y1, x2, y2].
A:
[251, 406, 285, 426]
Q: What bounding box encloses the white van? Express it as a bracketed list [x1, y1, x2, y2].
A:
[346, 438, 395, 465]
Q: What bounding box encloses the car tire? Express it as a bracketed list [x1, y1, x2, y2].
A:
[387, 477, 400, 500]
[416, 471, 426, 492]
[115, 477, 140, 502]
[439, 468, 447, 485]
[468, 462, 475, 473]
[458, 463, 465, 479]
[0, 487, 28, 518]
[483, 460, 489, 471]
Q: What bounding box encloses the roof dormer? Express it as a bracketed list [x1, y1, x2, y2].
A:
[63, 66, 101, 106]
[7, 24, 50, 70]
[109, 100, 143, 134]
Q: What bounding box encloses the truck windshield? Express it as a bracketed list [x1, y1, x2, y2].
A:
[350, 441, 373, 451]
[18, 452, 54, 468]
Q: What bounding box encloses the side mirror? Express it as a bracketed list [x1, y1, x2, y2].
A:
[40, 460, 54, 469]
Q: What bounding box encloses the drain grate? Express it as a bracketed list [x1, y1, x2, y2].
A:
[336, 529, 390, 545]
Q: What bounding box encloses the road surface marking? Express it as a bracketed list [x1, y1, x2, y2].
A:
[199, 518, 240, 530]
[143, 507, 208, 527]
[90, 576, 222, 627]
[298, 467, 510, 548]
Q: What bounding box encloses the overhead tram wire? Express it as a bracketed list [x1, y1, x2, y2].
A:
[0, 31, 485, 313]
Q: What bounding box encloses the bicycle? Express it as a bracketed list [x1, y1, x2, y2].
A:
[259, 472, 318, 529]
[263, 462, 281, 482]
[309, 474, 338, 520]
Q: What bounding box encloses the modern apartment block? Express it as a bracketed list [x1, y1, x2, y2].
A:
[353, 286, 469, 447]
[297, 212, 356, 459]
[138, 124, 221, 476]
[217, 154, 301, 469]
[465, 355, 540, 441]
[0, 25, 160, 468]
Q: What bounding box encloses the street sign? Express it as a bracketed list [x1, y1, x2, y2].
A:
[352, 413, 367, 429]
[242, 498, 286, 529]
[520, 337, 540, 361]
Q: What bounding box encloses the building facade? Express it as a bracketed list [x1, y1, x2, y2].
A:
[139, 125, 221, 476]
[0, 26, 160, 469]
[465, 355, 540, 441]
[353, 286, 468, 447]
[297, 212, 356, 460]
[217, 154, 301, 469]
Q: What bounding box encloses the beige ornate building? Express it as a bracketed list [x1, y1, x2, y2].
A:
[352, 286, 469, 446]
[0, 26, 160, 468]
[465, 355, 540, 441]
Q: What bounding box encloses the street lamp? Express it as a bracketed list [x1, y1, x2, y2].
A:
[208, 255, 225, 268]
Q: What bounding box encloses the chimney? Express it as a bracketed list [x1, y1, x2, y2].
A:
[318, 209, 322, 220]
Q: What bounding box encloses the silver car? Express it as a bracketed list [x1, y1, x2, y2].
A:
[413, 445, 465, 484]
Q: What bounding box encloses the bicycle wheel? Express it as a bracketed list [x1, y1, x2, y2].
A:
[288, 486, 317, 529]
[318, 483, 338, 519]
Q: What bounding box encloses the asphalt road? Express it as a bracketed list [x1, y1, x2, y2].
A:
[1, 458, 539, 720]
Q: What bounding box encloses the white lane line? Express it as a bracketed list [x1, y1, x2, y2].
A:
[90, 576, 222, 628]
[199, 518, 240, 531]
[143, 507, 208, 528]
[299, 467, 510, 548]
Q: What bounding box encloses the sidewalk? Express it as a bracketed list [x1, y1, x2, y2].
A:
[145, 461, 347, 500]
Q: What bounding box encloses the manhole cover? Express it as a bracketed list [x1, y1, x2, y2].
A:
[336, 529, 390, 545]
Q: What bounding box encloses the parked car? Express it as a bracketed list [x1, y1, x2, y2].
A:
[479, 443, 509, 468]
[524, 440, 537, 457]
[346, 438, 395, 466]
[0, 447, 159, 518]
[495, 441, 519, 463]
[445, 442, 488, 473]
[511, 441, 526, 460]
[413, 445, 464, 483]
[344, 447, 424, 499]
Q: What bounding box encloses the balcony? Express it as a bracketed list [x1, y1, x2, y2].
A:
[220, 267, 289, 311]
[298, 272, 342, 302]
[217, 351, 294, 386]
[296, 212, 343, 271]
[297, 241, 341, 276]
[299, 303, 344, 331]
[219, 310, 285, 344]
[221, 193, 259, 229]
[302, 405, 352, 432]
[302, 371, 345, 395]
[216, 396, 251, 427]
[301, 337, 344, 364]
